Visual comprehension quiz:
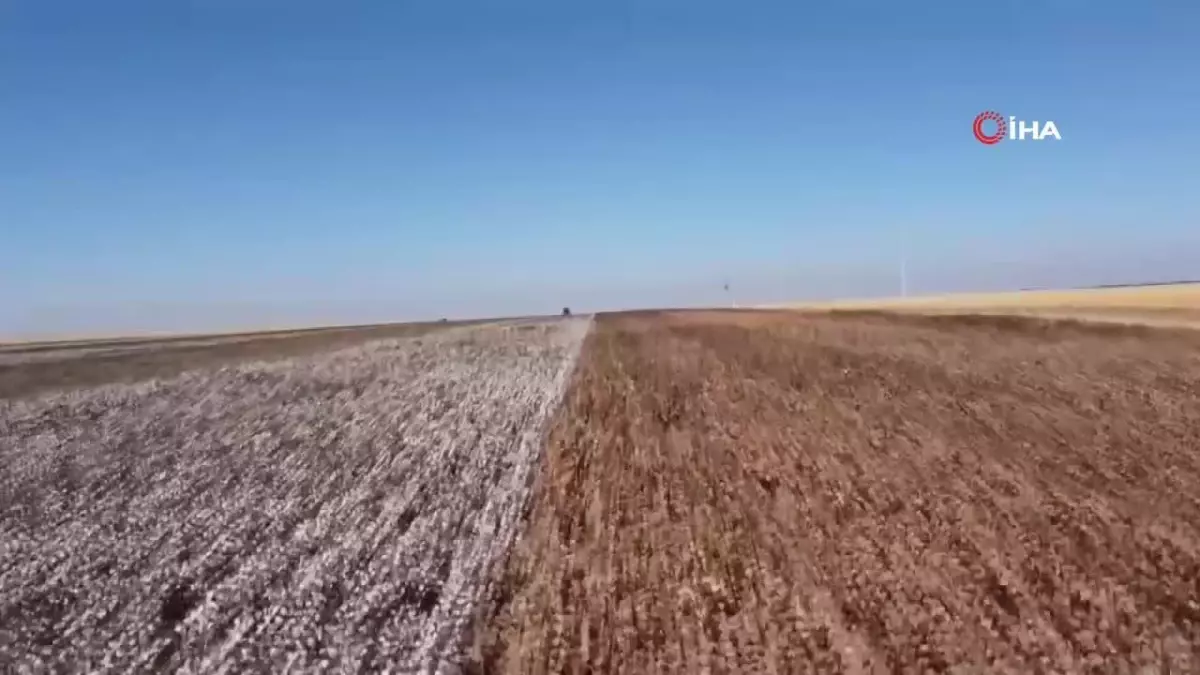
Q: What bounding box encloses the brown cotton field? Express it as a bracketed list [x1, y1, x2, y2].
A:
[3, 309, 1200, 673]
[476, 310, 1200, 674]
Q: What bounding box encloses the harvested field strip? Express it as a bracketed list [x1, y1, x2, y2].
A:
[0, 318, 590, 672]
[479, 311, 1200, 673]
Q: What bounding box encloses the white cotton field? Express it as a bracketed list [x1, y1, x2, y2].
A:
[0, 318, 592, 673]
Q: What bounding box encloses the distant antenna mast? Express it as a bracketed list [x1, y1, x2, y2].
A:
[724, 279, 736, 308]
[900, 256, 908, 297]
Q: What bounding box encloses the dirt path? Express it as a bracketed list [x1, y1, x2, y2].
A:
[478, 310, 1200, 673]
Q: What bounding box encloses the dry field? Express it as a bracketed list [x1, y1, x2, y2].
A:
[779, 283, 1200, 329]
[478, 310, 1200, 673]
[4, 308, 1200, 673]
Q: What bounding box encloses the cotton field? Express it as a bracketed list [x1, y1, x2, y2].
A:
[5, 310, 1200, 673]
[0, 319, 590, 672]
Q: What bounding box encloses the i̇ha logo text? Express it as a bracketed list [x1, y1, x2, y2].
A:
[973, 111, 1061, 145]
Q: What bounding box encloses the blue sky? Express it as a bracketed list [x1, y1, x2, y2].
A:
[3, 1, 1199, 336]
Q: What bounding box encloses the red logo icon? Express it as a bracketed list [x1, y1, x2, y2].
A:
[973, 111, 1007, 145]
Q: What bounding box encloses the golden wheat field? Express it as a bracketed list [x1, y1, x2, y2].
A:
[777, 283, 1200, 328]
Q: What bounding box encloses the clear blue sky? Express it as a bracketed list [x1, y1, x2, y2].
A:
[3, 1, 1198, 336]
